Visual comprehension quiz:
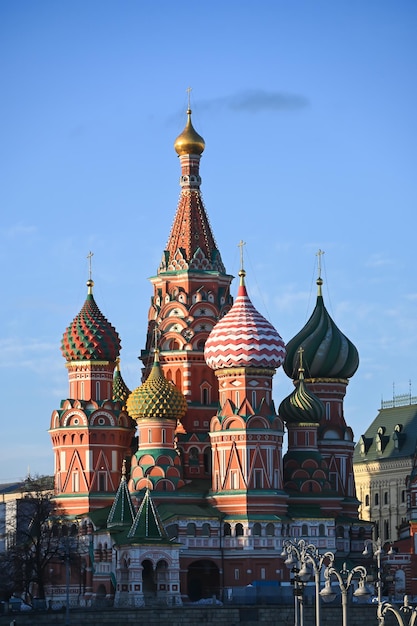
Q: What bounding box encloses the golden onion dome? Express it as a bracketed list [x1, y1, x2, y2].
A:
[174, 108, 205, 156]
[126, 350, 187, 421]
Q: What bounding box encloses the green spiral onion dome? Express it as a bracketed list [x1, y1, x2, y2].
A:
[283, 278, 359, 380]
[127, 350, 187, 421]
[61, 280, 121, 362]
[279, 360, 325, 425]
[113, 360, 131, 407]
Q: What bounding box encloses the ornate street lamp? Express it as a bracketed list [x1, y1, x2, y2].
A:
[363, 537, 384, 624]
[380, 597, 417, 626]
[320, 562, 370, 626]
[281, 538, 334, 626]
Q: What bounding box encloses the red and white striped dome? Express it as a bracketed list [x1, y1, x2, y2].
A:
[204, 270, 286, 370]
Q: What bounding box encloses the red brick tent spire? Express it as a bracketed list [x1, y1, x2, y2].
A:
[140, 105, 233, 481]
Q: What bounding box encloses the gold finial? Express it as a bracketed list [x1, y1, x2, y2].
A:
[316, 249, 324, 296]
[238, 240, 246, 285]
[87, 251, 94, 294]
[186, 86, 192, 111]
[121, 459, 127, 481]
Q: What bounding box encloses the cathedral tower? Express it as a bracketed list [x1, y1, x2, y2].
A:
[283, 267, 360, 519]
[127, 349, 187, 492]
[204, 266, 288, 518]
[140, 107, 233, 480]
[49, 277, 135, 516]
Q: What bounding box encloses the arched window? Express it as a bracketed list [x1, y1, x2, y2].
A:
[319, 524, 325, 536]
[266, 523, 275, 537]
[375, 493, 379, 506]
[301, 524, 308, 537]
[336, 526, 345, 539]
[252, 523, 261, 536]
[186, 523, 196, 537]
[365, 494, 370, 507]
[203, 448, 211, 474]
[166, 524, 178, 539]
[201, 523, 210, 537]
[189, 447, 199, 463]
[235, 523, 244, 537]
[224, 523, 231, 537]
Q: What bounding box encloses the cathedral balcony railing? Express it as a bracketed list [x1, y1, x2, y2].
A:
[185, 537, 220, 549]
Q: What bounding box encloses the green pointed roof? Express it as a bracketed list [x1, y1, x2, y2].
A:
[107, 463, 135, 528]
[127, 489, 169, 543]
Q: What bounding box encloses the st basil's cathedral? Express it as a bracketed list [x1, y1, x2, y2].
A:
[48, 106, 370, 607]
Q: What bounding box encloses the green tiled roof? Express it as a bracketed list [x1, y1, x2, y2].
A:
[353, 402, 417, 463]
[127, 489, 169, 543]
[158, 501, 221, 523]
[87, 505, 112, 530]
[107, 474, 135, 528]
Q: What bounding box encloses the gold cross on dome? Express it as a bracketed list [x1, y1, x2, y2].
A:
[87, 251, 94, 281]
[316, 249, 324, 278]
[238, 239, 246, 271]
[186, 86, 192, 109]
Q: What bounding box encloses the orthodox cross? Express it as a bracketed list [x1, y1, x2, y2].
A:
[238, 239, 246, 271]
[87, 251, 94, 281]
[316, 249, 324, 278]
[186, 86, 192, 109]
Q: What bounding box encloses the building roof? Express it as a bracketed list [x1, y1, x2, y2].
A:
[126, 489, 169, 543]
[107, 465, 135, 528]
[353, 401, 417, 463]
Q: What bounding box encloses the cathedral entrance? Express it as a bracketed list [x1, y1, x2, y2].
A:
[187, 560, 220, 601]
[142, 559, 157, 602]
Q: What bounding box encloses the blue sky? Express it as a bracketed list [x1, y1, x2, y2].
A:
[1, 1, 416, 481]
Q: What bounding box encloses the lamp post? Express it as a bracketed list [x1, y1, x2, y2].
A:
[363, 537, 384, 624]
[281, 539, 311, 626]
[281, 539, 334, 626]
[320, 562, 370, 626]
[380, 597, 417, 626]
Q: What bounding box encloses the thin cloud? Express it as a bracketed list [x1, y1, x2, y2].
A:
[365, 253, 395, 268]
[0, 337, 57, 370]
[170, 90, 310, 124]
[1, 222, 37, 239]
[199, 90, 310, 114]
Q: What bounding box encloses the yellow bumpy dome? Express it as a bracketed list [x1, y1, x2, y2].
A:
[127, 351, 187, 421]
